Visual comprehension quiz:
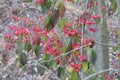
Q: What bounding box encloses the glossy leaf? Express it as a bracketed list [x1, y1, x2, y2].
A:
[82, 61, 89, 72]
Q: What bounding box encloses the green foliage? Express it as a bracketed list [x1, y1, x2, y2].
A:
[117, 30, 120, 35]
[57, 18, 68, 29]
[70, 71, 79, 80]
[24, 0, 32, 3]
[113, 44, 120, 52]
[58, 2, 66, 17]
[40, 0, 53, 13]
[44, 9, 59, 31]
[85, 69, 96, 76]
[37, 63, 45, 76]
[82, 61, 89, 72]
[42, 54, 49, 68]
[49, 60, 57, 68]
[18, 52, 27, 67]
[42, 54, 49, 61]
[57, 66, 66, 80]
[110, 0, 117, 13]
[34, 44, 40, 57]
[36, 36, 41, 45]
[24, 42, 32, 52]
[87, 49, 97, 65]
[64, 38, 72, 53]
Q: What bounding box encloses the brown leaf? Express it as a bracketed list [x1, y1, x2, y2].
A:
[58, 2, 66, 17]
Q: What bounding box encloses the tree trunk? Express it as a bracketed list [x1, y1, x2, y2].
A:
[95, 0, 109, 70]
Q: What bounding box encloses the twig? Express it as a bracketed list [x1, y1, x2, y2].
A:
[39, 44, 89, 63]
[0, 55, 18, 75]
[38, 63, 61, 80]
[84, 69, 120, 80]
[108, 18, 120, 28]
[96, 42, 120, 48]
[19, 8, 41, 17]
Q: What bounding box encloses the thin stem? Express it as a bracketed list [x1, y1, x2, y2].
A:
[84, 69, 120, 80]
[39, 44, 89, 63]
[81, 24, 84, 55]
[38, 63, 61, 80]
[19, 8, 41, 17]
[108, 18, 119, 28]
[96, 42, 120, 48]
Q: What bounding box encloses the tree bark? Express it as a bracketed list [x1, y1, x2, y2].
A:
[95, 0, 109, 70]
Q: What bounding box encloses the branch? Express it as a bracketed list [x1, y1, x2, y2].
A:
[19, 8, 41, 17]
[39, 44, 89, 63]
[0, 55, 18, 75]
[108, 18, 120, 28]
[84, 69, 120, 80]
[96, 42, 120, 48]
[38, 63, 61, 80]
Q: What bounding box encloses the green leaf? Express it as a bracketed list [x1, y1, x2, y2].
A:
[44, 8, 59, 31]
[57, 18, 68, 29]
[34, 44, 40, 57]
[18, 52, 27, 67]
[42, 54, 49, 68]
[57, 66, 66, 79]
[49, 60, 57, 68]
[52, 9, 59, 26]
[37, 63, 45, 76]
[36, 36, 41, 45]
[70, 71, 78, 80]
[42, 54, 49, 61]
[24, 42, 32, 52]
[82, 61, 89, 72]
[58, 2, 66, 17]
[87, 49, 97, 65]
[64, 38, 72, 53]
[41, 5, 47, 13]
[110, 0, 117, 13]
[44, 14, 51, 27]
[113, 44, 120, 52]
[117, 30, 120, 35]
[94, 18, 101, 25]
[24, 0, 32, 3]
